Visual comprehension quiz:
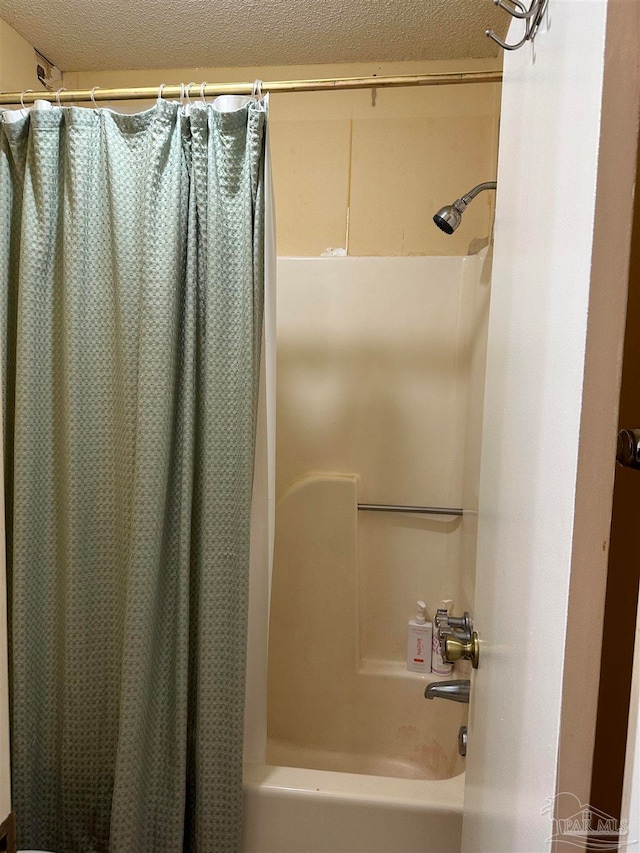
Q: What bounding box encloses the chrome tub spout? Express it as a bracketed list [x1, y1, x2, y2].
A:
[424, 679, 470, 703]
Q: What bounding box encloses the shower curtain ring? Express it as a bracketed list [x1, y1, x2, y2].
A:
[185, 82, 196, 103]
[55, 87, 67, 107]
[252, 79, 263, 100]
[156, 83, 167, 105]
[179, 83, 186, 104]
[20, 89, 34, 109]
[90, 86, 99, 108]
[200, 81, 208, 103]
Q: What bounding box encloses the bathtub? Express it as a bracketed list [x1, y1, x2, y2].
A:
[242, 765, 463, 853]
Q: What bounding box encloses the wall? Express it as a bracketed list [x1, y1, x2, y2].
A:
[271, 253, 490, 714]
[0, 16, 41, 826]
[458, 247, 492, 620]
[0, 18, 41, 95]
[64, 59, 501, 257]
[276, 256, 466, 657]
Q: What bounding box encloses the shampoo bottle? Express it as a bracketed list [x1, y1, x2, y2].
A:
[407, 601, 432, 673]
[432, 599, 454, 675]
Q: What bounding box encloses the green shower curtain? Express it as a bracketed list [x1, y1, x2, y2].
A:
[0, 97, 266, 852]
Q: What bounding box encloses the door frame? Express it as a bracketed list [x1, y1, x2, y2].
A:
[556, 0, 640, 815]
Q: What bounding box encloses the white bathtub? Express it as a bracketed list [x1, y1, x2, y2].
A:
[242, 765, 463, 853]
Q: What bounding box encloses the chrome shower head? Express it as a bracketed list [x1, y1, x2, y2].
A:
[433, 204, 463, 234]
[433, 181, 497, 235]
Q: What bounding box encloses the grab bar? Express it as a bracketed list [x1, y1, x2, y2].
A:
[357, 504, 463, 517]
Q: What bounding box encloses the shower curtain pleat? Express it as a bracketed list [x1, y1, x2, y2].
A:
[0, 97, 267, 853]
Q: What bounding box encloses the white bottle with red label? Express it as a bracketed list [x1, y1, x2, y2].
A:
[406, 600, 432, 673]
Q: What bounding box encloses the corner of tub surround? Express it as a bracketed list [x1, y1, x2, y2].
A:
[276, 472, 360, 506]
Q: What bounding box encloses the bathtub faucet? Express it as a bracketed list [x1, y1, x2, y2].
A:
[424, 679, 470, 704]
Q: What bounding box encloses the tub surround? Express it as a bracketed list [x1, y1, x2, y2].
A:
[268, 473, 465, 781]
[273, 255, 490, 676]
[259, 254, 491, 851]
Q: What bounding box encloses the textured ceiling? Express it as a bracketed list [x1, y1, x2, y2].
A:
[0, 0, 507, 72]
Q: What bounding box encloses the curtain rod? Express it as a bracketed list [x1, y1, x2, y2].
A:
[0, 70, 502, 106]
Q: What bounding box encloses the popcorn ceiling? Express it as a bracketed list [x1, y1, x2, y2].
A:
[0, 0, 506, 72]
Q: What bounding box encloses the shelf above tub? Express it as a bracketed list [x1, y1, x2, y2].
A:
[358, 659, 465, 682]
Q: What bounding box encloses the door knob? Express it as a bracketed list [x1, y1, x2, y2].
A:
[444, 632, 480, 669]
[617, 429, 640, 469]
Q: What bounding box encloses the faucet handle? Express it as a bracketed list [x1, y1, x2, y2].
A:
[435, 610, 472, 633]
[446, 611, 472, 633]
[433, 610, 480, 669]
[436, 611, 473, 667]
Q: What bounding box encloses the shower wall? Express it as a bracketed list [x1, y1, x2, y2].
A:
[264, 252, 490, 788]
[274, 253, 490, 677]
[65, 58, 501, 257]
[261, 253, 492, 785]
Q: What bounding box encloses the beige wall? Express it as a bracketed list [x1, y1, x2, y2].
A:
[267, 252, 490, 777]
[65, 59, 501, 257]
[272, 253, 489, 680]
[0, 17, 41, 96]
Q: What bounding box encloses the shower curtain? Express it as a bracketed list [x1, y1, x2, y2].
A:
[0, 95, 272, 853]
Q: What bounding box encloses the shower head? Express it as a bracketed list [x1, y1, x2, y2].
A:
[433, 204, 463, 235]
[433, 181, 497, 235]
